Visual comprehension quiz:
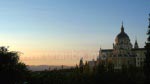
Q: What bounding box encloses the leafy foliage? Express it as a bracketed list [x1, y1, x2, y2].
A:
[0, 47, 29, 84]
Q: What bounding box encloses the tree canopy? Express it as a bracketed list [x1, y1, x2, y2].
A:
[0, 47, 29, 84]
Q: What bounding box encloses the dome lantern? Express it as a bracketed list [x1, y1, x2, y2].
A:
[121, 21, 124, 33]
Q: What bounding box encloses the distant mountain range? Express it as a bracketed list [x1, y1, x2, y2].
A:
[27, 65, 73, 71]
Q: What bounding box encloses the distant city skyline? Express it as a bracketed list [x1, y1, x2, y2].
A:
[0, 0, 149, 66]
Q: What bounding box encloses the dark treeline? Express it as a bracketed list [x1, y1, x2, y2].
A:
[28, 62, 145, 84]
[0, 47, 147, 84]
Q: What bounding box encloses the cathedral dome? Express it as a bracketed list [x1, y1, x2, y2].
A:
[113, 23, 132, 50]
[115, 24, 130, 44]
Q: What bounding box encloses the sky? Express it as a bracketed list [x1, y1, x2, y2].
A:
[0, 0, 149, 66]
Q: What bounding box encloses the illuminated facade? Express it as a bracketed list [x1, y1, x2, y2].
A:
[98, 23, 145, 69]
[88, 23, 146, 69]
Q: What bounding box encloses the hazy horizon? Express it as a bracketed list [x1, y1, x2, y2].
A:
[0, 0, 150, 66]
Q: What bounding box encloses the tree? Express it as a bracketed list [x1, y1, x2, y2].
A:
[0, 47, 29, 84]
[79, 58, 84, 73]
[144, 14, 150, 84]
[121, 64, 128, 73]
[107, 62, 114, 72]
[97, 61, 106, 74]
[84, 61, 90, 74]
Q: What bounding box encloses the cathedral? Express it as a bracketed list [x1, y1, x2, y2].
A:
[88, 22, 146, 70]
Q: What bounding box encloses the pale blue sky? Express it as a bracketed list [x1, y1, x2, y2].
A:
[0, 0, 149, 65]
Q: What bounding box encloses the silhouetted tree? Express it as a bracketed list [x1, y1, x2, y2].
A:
[0, 47, 29, 84]
[83, 61, 90, 74]
[79, 58, 84, 73]
[144, 13, 150, 84]
[122, 64, 128, 73]
[97, 61, 106, 74]
[107, 62, 114, 72]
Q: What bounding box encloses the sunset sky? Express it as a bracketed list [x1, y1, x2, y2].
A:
[0, 0, 150, 66]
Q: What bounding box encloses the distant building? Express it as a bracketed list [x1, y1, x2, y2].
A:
[88, 59, 96, 69]
[88, 22, 146, 70]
